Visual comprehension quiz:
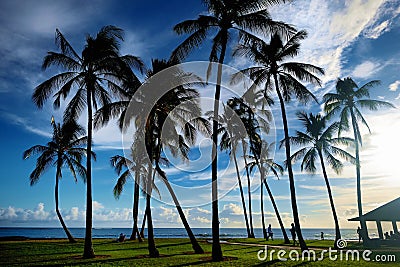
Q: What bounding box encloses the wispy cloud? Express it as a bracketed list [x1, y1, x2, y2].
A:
[0, 112, 52, 138]
[351, 60, 383, 79]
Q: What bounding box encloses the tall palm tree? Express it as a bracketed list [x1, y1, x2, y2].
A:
[288, 112, 356, 247]
[233, 30, 324, 250]
[323, 77, 394, 235]
[172, 0, 294, 260]
[217, 103, 251, 238]
[32, 26, 143, 258]
[23, 118, 89, 243]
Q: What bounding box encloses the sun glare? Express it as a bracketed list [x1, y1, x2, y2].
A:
[362, 112, 400, 184]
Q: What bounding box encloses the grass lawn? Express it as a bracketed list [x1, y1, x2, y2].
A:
[0, 238, 399, 266]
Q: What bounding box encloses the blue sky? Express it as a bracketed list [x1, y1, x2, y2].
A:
[1, 0, 400, 234]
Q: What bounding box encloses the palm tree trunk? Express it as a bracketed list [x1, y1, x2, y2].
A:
[242, 141, 255, 238]
[318, 150, 341, 247]
[232, 148, 251, 238]
[83, 89, 95, 258]
[155, 166, 204, 254]
[140, 208, 147, 238]
[211, 32, 228, 262]
[249, 139, 289, 242]
[349, 109, 368, 237]
[146, 166, 159, 257]
[141, 165, 157, 239]
[130, 169, 142, 241]
[263, 180, 290, 243]
[55, 164, 76, 243]
[273, 74, 308, 251]
[260, 177, 267, 239]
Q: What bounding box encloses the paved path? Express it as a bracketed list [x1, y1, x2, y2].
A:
[206, 240, 327, 251]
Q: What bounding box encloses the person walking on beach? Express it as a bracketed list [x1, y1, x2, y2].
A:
[357, 226, 362, 243]
[290, 223, 296, 245]
[267, 224, 273, 241]
[320, 231, 324, 240]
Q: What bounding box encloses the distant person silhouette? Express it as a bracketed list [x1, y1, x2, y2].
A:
[321, 231, 324, 240]
[357, 226, 362, 243]
[385, 232, 390, 240]
[290, 223, 296, 245]
[267, 224, 273, 241]
[117, 233, 125, 242]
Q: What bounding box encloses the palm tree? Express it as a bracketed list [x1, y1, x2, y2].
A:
[32, 26, 143, 258]
[248, 135, 290, 244]
[227, 92, 273, 239]
[323, 77, 394, 235]
[111, 149, 146, 242]
[95, 59, 208, 255]
[217, 103, 251, 238]
[234, 30, 324, 250]
[247, 142, 285, 239]
[288, 112, 356, 247]
[172, 0, 294, 260]
[227, 96, 290, 243]
[242, 141, 255, 238]
[145, 59, 208, 255]
[23, 118, 90, 243]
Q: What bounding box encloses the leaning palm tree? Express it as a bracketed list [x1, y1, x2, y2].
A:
[288, 112, 356, 247]
[32, 26, 143, 258]
[217, 103, 252, 238]
[111, 150, 147, 242]
[233, 30, 324, 250]
[323, 77, 394, 235]
[23, 118, 90, 243]
[172, 0, 294, 260]
[248, 139, 290, 244]
[247, 142, 285, 239]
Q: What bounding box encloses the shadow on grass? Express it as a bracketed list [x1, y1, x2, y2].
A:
[155, 241, 192, 249]
[252, 259, 283, 266]
[169, 256, 238, 267]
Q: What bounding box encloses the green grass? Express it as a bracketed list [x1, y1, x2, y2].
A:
[0, 238, 399, 266]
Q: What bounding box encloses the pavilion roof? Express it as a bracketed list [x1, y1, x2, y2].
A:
[348, 197, 400, 222]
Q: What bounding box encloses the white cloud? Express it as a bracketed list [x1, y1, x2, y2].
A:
[222, 203, 243, 216]
[330, 0, 387, 41]
[389, 80, 400, 91]
[0, 206, 17, 220]
[192, 216, 210, 224]
[351, 61, 381, 79]
[268, 0, 389, 87]
[364, 20, 390, 39]
[0, 203, 54, 222]
[92, 201, 104, 211]
[196, 207, 211, 214]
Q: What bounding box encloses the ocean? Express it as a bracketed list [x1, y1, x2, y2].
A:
[0, 227, 369, 240]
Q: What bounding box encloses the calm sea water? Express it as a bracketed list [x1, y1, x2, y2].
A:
[0, 227, 368, 240]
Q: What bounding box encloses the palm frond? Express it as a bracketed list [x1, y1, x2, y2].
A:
[113, 170, 131, 199]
